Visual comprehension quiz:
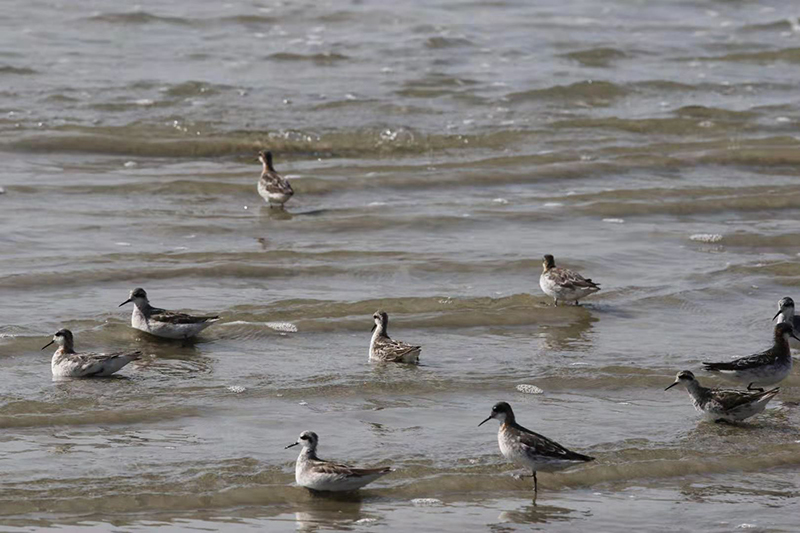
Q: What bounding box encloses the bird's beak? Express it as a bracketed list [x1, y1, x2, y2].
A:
[285, 442, 299, 449]
[478, 416, 492, 427]
[41, 340, 54, 350]
[773, 310, 782, 320]
[119, 298, 132, 307]
[371, 323, 377, 332]
[665, 382, 679, 391]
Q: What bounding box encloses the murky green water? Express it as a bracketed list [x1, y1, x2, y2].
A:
[1, 0, 800, 530]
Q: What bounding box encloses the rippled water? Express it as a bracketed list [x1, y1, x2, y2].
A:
[2, 0, 800, 530]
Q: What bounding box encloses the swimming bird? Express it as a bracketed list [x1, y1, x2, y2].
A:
[539, 254, 600, 306]
[702, 322, 796, 391]
[773, 296, 800, 349]
[665, 370, 779, 423]
[42, 329, 141, 378]
[478, 402, 594, 494]
[285, 431, 393, 492]
[369, 310, 421, 363]
[119, 288, 220, 340]
[257, 150, 294, 208]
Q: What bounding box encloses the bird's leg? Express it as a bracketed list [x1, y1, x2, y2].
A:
[554, 299, 559, 307]
[533, 471, 538, 493]
[747, 383, 764, 393]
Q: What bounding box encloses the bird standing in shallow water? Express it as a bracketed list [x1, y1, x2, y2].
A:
[665, 370, 779, 423]
[119, 288, 220, 340]
[42, 329, 141, 378]
[702, 323, 796, 391]
[285, 431, 393, 492]
[539, 254, 600, 306]
[369, 310, 421, 363]
[478, 402, 594, 496]
[257, 150, 294, 208]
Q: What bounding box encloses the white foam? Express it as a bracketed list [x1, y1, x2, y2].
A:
[493, 198, 508, 204]
[266, 322, 297, 333]
[227, 385, 246, 394]
[516, 384, 543, 395]
[368, 201, 387, 207]
[412, 498, 443, 506]
[544, 202, 563, 208]
[123, 161, 137, 168]
[690, 233, 723, 243]
[0, 333, 16, 339]
[602, 218, 625, 224]
[115, 242, 132, 246]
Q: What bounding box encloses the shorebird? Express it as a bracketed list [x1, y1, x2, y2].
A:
[119, 288, 220, 340]
[539, 254, 600, 306]
[665, 370, 779, 423]
[702, 322, 796, 391]
[42, 329, 141, 378]
[478, 402, 594, 494]
[257, 150, 294, 208]
[773, 297, 800, 349]
[369, 310, 421, 363]
[285, 431, 393, 492]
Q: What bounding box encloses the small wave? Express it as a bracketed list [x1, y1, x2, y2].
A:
[425, 36, 474, 49]
[602, 218, 625, 224]
[507, 80, 629, 105]
[562, 47, 629, 68]
[87, 11, 190, 25]
[516, 384, 543, 395]
[267, 52, 349, 65]
[0, 65, 37, 75]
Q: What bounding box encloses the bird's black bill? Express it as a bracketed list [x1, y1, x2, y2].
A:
[371, 323, 376, 332]
[773, 310, 782, 321]
[664, 382, 679, 391]
[478, 416, 492, 427]
[119, 298, 132, 307]
[285, 442, 298, 449]
[41, 340, 54, 350]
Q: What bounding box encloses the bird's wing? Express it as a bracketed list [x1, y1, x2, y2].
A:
[514, 424, 594, 462]
[311, 459, 390, 478]
[709, 387, 779, 410]
[373, 337, 420, 361]
[549, 268, 600, 290]
[73, 351, 142, 373]
[149, 309, 219, 324]
[262, 174, 293, 195]
[702, 348, 774, 371]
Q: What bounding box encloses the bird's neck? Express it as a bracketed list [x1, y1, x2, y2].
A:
[772, 335, 791, 360]
[54, 345, 75, 356]
[372, 324, 388, 341]
[685, 381, 708, 402]
[298, 447, 318, 461]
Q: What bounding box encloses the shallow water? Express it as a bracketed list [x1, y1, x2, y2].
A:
[1, 0, 800, 530]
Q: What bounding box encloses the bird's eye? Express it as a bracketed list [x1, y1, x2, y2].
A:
[300, 435, 308, 440]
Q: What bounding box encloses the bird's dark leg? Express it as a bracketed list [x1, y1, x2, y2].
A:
[554, 299, 559, 307]
[747, 383, 764, 393]
[533, 471, 538, 493]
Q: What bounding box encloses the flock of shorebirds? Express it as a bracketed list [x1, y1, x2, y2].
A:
[38, 152, 798, 497]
